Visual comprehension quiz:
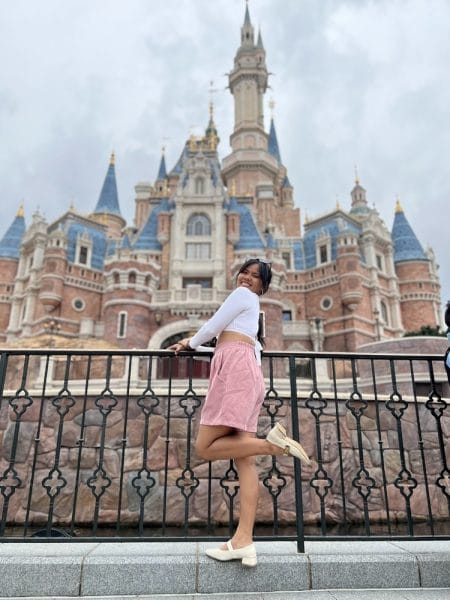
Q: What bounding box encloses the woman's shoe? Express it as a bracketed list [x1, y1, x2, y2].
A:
[266, 422, 312, 465]
[205, 540, 257, 567]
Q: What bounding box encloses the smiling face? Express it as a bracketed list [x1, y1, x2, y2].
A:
[237, 262, 263, 295]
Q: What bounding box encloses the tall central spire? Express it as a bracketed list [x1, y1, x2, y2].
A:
[228, 3, 268, 137]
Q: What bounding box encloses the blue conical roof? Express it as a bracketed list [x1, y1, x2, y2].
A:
[93, 154, 122, 216]
[156, 153, 167, 180]
[0, 210, 26, 259]
[268, 118, 281, 163]
[391, 204, 426, 263]
[227, 197, 265, 251]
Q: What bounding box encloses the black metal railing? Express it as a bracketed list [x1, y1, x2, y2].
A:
[0, 348, 449, 551]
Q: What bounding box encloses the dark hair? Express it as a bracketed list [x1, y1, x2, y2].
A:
[238, 258, 272, 347]
[237, 258, 272, 295]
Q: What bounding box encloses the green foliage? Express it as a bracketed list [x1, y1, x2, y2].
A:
[403, 325, 446, 337]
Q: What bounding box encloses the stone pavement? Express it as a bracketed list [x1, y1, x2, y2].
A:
[0, 540, 448, 598]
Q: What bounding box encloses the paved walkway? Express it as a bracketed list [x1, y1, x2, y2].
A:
[0, 540, 449, 598]
[1, 592, 450, 599]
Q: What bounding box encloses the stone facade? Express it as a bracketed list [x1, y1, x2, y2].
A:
[0, 6, 442, 354]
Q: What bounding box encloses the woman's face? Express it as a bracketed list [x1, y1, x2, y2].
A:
[237, 262, 263, 295]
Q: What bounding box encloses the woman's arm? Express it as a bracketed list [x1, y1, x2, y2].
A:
[168, 287, 253, 352]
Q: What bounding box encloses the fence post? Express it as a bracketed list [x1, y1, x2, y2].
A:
[289, 354, 305, 553]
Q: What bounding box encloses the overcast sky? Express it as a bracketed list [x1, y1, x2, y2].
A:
[1, 0, 449, 318]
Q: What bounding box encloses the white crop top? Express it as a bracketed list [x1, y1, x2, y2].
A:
[189, 286, 260, 349]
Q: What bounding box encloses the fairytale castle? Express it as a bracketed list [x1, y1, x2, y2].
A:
[0, 6, 442, 353]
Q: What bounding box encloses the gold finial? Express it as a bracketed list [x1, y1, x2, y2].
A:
[395, 195, 403, 213]
[336, 196, 341, 210]
[304, 211, 309, 224]
[269, 98, 275, 118]
[17, 202, 24, 217]
[189, 134, 196, 151]
[110, 151, 115, 165]
[354, 164, 360, 185]
[69, 197, 75, 212]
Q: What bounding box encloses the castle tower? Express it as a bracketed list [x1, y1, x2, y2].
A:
[90, 153, 126, 238]
[0, 206, 26, 341]
[392, 200, 441, 331]
[221, 6, 275, 198]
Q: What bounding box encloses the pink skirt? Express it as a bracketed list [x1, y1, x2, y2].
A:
[200, 341, 265, 432]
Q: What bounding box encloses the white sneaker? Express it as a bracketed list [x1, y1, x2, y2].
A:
[266, 422, 312, 465]
[205, 540, 257, 567]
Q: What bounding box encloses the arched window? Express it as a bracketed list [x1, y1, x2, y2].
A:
[195, 177, 205, 194]
[128, 272, 136, 284]
[117, 311, 127, 338]
[113, 272, 120, 284]
[186, 214, 211, 236]
[380, 301, 389, 325]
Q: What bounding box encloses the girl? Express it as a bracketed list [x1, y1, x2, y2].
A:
[170, 258, 311, 567]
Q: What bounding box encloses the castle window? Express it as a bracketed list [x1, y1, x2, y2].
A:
[78, 246, 88, 265]
[282, 310, 292, 321]
[195, 177, 205, 195]
[128, 272, 136, 284]
[187, 214, 211, 236]
[186, 242, 211, 260]
[72, 298, 85, 312]
[183, 277, 212, 288]
[321, 296, 333, 311]
[117, 311, 127, 338]
[282, 252, 291, 269]
[376, 254, 383, 271]
[380, 301, 389, 325]
[319, 245, 328, 264]
[113, 273, 120, 284]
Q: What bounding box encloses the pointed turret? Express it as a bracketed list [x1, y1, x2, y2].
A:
[156, 150, 167, 181]
[349, 171, 370, 218]
[93, 153, 122, 216]
[91, 153, 125, 237]
[204, 102, 220, 151]
[241, 1, 254, 46]
[268, 118, 282, 162]
[257, 29, 264, 49]
[391, 200, 426, 262]
[0, 205, 26, 259]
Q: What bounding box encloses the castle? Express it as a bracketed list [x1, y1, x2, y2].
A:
[0, 6, 442, 353]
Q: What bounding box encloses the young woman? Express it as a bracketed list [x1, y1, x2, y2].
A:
[170, 258, 311, 567]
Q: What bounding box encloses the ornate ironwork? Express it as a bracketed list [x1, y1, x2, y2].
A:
[0, 347, 448, 544]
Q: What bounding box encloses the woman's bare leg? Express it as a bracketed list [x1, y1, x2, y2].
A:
[231, 453, 259, 548]
[195, 427, 279, 550]
[195, 424, 281, 461]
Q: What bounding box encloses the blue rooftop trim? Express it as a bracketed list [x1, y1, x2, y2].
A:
[268, 118, 281, 163]
[391, 210, 426, 262]
[303, 218, 361, 269]
[93, 161, 122, 216]
[227, 197, 265, 251]
[121, 234, 131, 249]
[0, 214, 26, 259]
[67, 223, 107, 270]
[266, 232, 277, 249]
[169, 144, 188, 176]
[282, 175, 292, 188]
[133, 199, 173, 251]
[156, 154, 167, 180]
[293, 241, 305, 271]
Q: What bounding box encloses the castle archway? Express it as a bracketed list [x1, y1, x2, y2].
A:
[148, 318, 211, 379]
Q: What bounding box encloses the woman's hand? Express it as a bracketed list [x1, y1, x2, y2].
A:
[168, 338, 192, 354]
